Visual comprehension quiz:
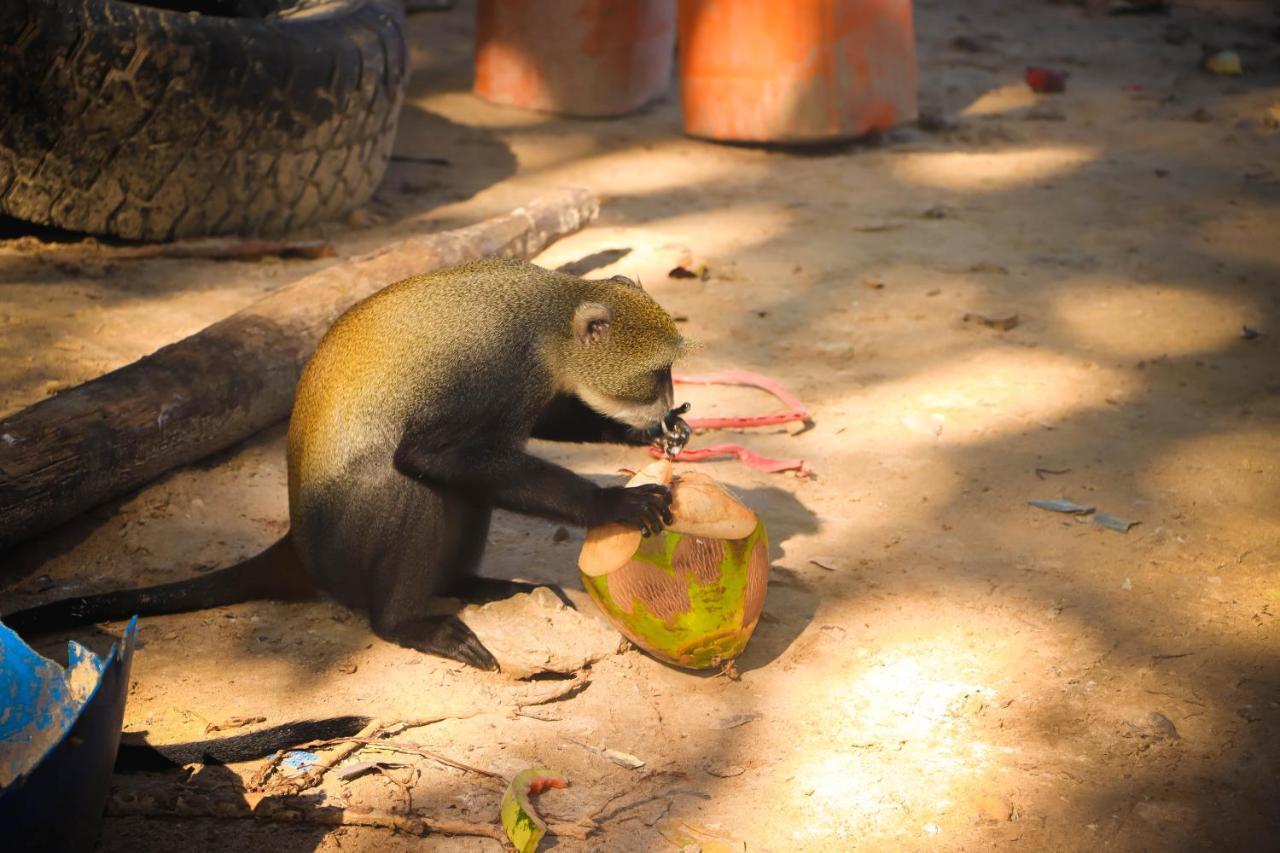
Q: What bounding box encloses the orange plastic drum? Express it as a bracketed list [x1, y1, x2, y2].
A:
[474, 0, 677, 117]
[677, 0, 918, 143]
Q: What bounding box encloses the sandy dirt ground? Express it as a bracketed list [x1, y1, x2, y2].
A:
[3, 0, 1279, 850]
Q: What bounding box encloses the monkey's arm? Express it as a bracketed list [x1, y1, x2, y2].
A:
[394, 425, 671, 532]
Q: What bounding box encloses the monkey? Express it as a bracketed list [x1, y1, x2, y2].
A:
[3, 258, 693, 671]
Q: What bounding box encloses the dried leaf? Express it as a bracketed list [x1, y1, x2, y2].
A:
[1094, 512, 1138, 533]
[710, 712, 762, 731]
[656, 820, 747, 853]
[1028, 498, 1095, 515]
[603, 749, 646, 769]
[501, 767, 568, 853]
[1202, 49, 1242, 76]
[669, 265, 710, 281]
[964, 312, 1020, 331]
[205, 715, 266, 734]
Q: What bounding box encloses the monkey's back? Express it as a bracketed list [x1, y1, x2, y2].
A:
[288, 259, 582, 497]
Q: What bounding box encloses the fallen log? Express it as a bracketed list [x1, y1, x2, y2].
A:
[0, 188, 599, 551]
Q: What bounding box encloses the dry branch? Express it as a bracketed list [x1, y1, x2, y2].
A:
[108, 790, 510, 841]
[249, 718, 383, 794]
[0, 188, 599, 549]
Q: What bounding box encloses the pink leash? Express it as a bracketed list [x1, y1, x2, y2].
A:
[647, 370, 814, 476]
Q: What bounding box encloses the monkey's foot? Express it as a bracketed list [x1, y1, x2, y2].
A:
[387, 614, 499, 671]
[453, 576, 575, 609]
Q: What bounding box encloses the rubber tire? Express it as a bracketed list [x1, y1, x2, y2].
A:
[0, 0, 408, 241]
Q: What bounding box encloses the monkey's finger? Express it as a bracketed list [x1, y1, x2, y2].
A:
[637, 502, 663, 535]
[648, 502, 670, 533]
[633, 484, 673, 503]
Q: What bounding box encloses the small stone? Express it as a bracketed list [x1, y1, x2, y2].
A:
[552, 526, 570, 543]
[1126, 710, 1180, 740]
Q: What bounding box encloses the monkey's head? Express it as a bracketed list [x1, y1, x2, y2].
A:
[564, 274, 689, 428]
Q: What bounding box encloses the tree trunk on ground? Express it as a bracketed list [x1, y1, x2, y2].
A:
[0, 188, 599, 551]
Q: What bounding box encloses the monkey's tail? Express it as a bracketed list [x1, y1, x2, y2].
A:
[1, 536, 310, 638]
[115, 716, 373, 771]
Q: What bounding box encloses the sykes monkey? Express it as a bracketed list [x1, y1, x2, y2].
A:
[5, 259, 692, 670]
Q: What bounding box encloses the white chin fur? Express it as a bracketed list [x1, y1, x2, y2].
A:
[575, 385, 669, 429]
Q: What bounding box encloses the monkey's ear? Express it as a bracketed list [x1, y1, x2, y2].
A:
[609, 274, 642, 290]
[574, 302, 613, 344]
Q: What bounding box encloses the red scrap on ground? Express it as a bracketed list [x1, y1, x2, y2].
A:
[650, 370, 814, 477]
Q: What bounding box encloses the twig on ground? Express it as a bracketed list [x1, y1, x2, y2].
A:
[381, 711, 481, 736]
[375, 765, 418, 814]
[514, 671, 592, 711]
[249, 718, 382, 794]
[108, 791, 508, 840]
[110, 784, 597, 841]
[248, 672, 593, 796]
[289, 737, 505, 782]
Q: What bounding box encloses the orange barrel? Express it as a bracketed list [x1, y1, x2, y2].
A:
[474, 0, 677, 117]
[677, 0, 917, 143]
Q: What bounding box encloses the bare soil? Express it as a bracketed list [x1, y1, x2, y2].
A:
[2, 1, 1278, 851]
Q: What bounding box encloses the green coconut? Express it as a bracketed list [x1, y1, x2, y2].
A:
[581, 521, 769, 669]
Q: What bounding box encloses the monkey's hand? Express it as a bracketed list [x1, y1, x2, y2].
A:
[658, 403, 693, 458]
[626, 403, 692, 455]
[594, 484, 673, 536]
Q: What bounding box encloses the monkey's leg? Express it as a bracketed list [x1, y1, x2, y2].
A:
[367, 493, 501, 670]
[436, 497, 573, 606]
[381, 614, 498, 671]
[295, 467, 501, 670]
